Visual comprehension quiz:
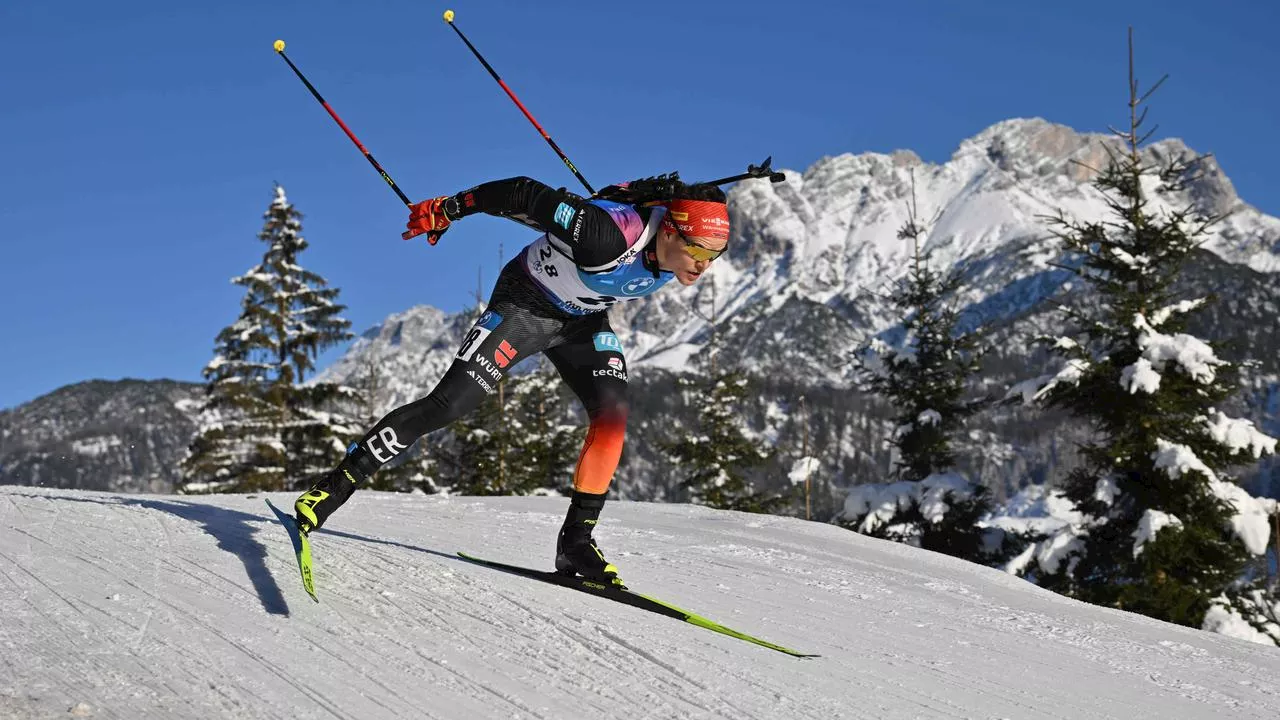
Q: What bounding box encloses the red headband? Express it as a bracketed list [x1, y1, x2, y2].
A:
[661, 199, 730, 242]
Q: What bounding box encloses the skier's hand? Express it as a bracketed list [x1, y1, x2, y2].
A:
[403, 196, 456, 245]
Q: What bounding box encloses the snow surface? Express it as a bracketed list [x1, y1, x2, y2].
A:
[1133, 313, 1226, 385]
[69, 436, 122, 457]
[5, 486, 1280, 719]
[1132, 509, 1184, 558]
[1204, 410, 1279, 460]
[1119, 357, 1161, 394]
[840, 472, 976, 535]
[1206, 477, 1277, 557]
[787, 457, 820, 487]
[1204, 601, 1279, 646]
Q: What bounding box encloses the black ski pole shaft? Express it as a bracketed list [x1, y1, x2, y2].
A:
[441, 10, 595, 196]
[701, 157, 788, 188]
[273, 39, 412, 207]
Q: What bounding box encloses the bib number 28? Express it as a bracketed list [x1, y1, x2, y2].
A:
[456, 310, 504, 361]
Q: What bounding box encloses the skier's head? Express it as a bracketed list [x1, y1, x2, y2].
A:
[654, 183, 730, 286]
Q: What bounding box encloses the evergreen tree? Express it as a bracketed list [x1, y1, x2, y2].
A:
[438, 362, 584, 496]
[842, 175, 1006, 564]
[179, 319, 279, 491]
[1023, 32, 1277, 640]
[347, 358, 436, 493]
[661, 275, 785, 514]
[182, 185, 355, 493]
[663, 370, 787, 513]
[437, 380, 514, 495]
[856, 178, 984, 482]
[503, 361, 586, 495]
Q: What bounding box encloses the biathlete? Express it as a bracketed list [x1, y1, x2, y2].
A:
[294, 174, 730, 585]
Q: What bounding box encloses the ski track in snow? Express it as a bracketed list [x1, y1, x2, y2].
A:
[3, 487, 1280, 720]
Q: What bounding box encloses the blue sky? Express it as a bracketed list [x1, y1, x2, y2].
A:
[1, 0, 1276, 411]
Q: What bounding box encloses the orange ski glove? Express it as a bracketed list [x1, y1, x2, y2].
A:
[403, 196, 458, 244]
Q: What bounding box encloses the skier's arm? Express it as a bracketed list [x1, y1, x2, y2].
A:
[448, 177, 629, 267]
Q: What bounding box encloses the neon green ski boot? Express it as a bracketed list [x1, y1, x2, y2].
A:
[294, 443, 377, 534]
[554, 490, 623, 586]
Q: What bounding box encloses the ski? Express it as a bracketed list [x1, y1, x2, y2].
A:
[266, 499, 318, 603]
[456, 551, 817, 658]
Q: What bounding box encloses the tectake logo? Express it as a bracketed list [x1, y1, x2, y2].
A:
[621, 277, 655, 295]
[608, 357, 624, 371]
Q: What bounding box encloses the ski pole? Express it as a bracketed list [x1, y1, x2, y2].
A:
[272, 39, 413, 208]
[701, 156, 788, 188]
[441, 10, 595, 196]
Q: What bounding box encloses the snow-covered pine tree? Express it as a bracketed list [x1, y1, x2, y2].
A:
[182, 185, 355, 493]
[1015, 32, 1278, 641]
[347, 358, 436, 493]
[437, 379, 513, 495]
[438, 362, 583, 496]
[661, 283, 787, 515]
[840, 174, 1007, 564]
[663, 370, 786, 513]
[503, 360, 585, 496]
[180, 314, 279, 491]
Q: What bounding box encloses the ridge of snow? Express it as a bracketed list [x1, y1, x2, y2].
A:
[6, 486, 1280, 719]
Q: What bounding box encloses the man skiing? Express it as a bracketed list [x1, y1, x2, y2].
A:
[294, 174, 730, 586]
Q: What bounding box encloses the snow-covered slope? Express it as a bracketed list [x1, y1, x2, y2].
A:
[4, 486, 1280, 719]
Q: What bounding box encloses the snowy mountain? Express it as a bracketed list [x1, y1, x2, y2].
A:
[0, 379, 204, 493]
[3, 118, 1274, 497]
[619, 118, 1280, 379]
[315, 118, 1280, 500]
[318, 303, 485, 412]
[4, 485, 1280, 719]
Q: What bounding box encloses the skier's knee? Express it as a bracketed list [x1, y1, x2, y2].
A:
[374, 384, 477, 442]
[417, 384, 483, 430]
[586, 388, 628, 425]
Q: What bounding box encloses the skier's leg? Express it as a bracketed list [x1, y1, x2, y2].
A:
[543, 321, 629, 583]
[296, 302, 559, 533]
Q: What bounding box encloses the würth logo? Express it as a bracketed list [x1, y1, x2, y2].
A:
[494, 340, 518, 369]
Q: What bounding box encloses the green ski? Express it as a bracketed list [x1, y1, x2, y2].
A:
[457, 551, 817, 658]
[266, 499, 318, 603]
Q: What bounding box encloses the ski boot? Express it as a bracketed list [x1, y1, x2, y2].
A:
[555, 490, 624, 587]
[294, 443, 378, 535]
